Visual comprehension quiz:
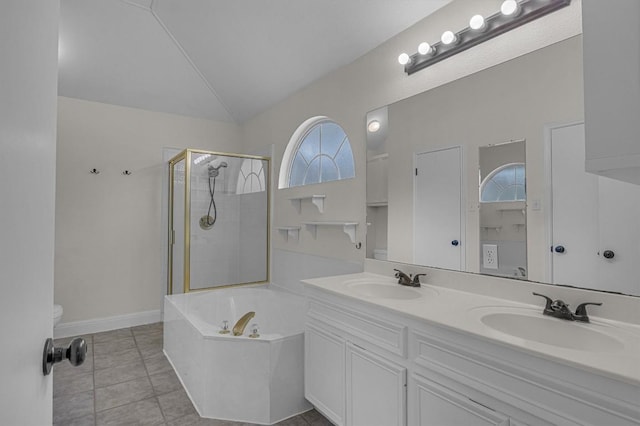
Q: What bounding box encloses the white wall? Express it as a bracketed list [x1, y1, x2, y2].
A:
[241, 0, 581, 265]
[55, 97, 241, 323]
[0, 1, 59, 424]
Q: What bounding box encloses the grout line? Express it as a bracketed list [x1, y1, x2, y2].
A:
[133, 326, 168, 424]
[92, 334, 97, 426]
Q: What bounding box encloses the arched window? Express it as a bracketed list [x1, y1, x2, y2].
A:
[480, 163, 526, 202]
[236, 158, 266, 194]
[279, 116, 355, 188]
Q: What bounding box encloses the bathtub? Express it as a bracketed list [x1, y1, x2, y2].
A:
[163, 287, 312, 425]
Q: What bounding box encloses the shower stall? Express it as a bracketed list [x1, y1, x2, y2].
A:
[168, 149, 270, 293]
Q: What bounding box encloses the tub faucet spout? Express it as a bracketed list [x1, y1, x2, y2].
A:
[233, 311, 255, 336]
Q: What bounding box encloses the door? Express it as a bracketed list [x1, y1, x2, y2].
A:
[305, 324, 346, 426]
[0, 1, 59, 424]
[550, 123, 600, 288]
[411, 374, 509, 426]
[346, 343, 406, 426]
[414, 147, 463, 270]
[550, 123, 640, 294]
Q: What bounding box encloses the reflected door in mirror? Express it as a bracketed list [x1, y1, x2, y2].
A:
[414, 147, 463, 271]
[550, 123, 640, 295]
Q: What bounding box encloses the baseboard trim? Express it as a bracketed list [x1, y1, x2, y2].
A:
[54, 310, 162, 339]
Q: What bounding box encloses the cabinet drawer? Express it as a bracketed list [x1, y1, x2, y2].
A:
[308, 298, 407, 357]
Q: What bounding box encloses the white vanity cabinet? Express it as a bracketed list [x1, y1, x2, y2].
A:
[583, 0, 640, 185]
[346, 343, 407, 426]
[303, 280, 640, 426]
[305, 296, 408, 426]
[305, 324, 346, 425]
[410, 373, 509, 426]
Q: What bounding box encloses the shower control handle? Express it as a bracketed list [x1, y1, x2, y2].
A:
[42, 337, 87, 376]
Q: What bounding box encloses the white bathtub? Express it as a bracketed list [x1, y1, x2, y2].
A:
[163, 286, 312, 425]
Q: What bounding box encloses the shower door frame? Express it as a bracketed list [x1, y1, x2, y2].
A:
[168, 148, 271, 294]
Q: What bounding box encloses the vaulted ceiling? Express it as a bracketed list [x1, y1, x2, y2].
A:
[58, 0, 451, 123]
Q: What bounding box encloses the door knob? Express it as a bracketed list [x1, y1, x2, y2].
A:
[42, 337, 87, 376]
[451, 240, 459, 246]
[603, 250, 615, 259]
[554, 245, 565, 253]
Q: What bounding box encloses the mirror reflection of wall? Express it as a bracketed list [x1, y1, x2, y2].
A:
[366, 106, 389, 261]
[479, 141, 527, 279]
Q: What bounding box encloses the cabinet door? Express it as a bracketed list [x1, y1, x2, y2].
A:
[305, 324, 346, 426]
[346, 343, 407, 426]
[411, 374, 509, 426]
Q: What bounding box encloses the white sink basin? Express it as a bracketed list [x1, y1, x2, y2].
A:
[470, 306, 626, 352]
[344, 278, 437, 300]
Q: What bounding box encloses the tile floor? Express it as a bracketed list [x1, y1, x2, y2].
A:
[53, 322, 331, 426]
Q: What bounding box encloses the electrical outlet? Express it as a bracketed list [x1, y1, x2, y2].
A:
[483, 244, 498, 270]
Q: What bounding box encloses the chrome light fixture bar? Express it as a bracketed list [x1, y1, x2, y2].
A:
[403, 0, 571, 75]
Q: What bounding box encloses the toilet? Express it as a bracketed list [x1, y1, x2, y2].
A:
[53, 304, 63, 326]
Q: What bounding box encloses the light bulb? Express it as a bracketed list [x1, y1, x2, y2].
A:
[398, 53, 411, 65]
[368, 120, 381, 133]
[501, 0, 520, 16]
[441, 31, 457, 45]
[418, 42, 433, 55]
[469, 14, 486, 30]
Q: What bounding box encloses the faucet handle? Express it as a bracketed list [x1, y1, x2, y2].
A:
[574, 302, 602, 317]
[412, 273, 426, 285]
[532, 292, 553, 310]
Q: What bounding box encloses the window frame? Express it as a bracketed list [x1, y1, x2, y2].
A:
[480, 162, 526, 203]
[278, 116, 355, 189]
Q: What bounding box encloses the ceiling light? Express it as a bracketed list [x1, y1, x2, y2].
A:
[501, 0, 520, 16]
[398, 53, 411, 65]
[367, 120, 381, 133]
[469, 14, 486, 31]
[399, 0, 570, 76]
[418, 42, 433, 56]
[441, 31, 457, 45]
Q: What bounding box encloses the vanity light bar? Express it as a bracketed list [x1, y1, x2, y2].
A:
[402, 0, 571, 75]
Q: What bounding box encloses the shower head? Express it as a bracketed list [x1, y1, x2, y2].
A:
[207, 161, 228, 178]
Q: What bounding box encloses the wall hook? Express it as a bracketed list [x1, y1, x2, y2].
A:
[122, 170, 132, 176]
[90, 168, 100, 174]
[355, 242, 362, 249]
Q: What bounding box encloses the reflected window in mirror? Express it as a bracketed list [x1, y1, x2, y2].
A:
[480, 163, 526, 202]
[279, 116, 355, 188]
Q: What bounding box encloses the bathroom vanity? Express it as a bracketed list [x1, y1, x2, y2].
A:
[302, 272, 640, 426]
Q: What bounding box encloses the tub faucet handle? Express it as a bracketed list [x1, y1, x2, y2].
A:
[249, 323, 260, 338]
[219, 320, 231, 334]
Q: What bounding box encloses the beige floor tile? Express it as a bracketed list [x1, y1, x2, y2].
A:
[96, 397, 164, 425]
[53, 391, 94, 425]
[95, 376, 155, 412]
[158, 388, 198, 421]
[94, 359, 148, 388]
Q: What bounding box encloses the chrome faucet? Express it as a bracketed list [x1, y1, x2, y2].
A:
[394, 269, 425, 287]
[232, 311, 255, 336]
[532, 293, 602, 323]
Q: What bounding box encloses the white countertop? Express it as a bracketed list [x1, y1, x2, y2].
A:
[302, 272, 640, 386]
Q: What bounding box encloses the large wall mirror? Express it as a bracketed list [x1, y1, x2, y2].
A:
[365, 35, 640, 297]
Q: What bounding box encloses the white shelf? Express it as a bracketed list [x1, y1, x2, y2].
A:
[289, 195, 326, 213]
[276, 226, 301, 242]
[302, 221, 358, 243]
